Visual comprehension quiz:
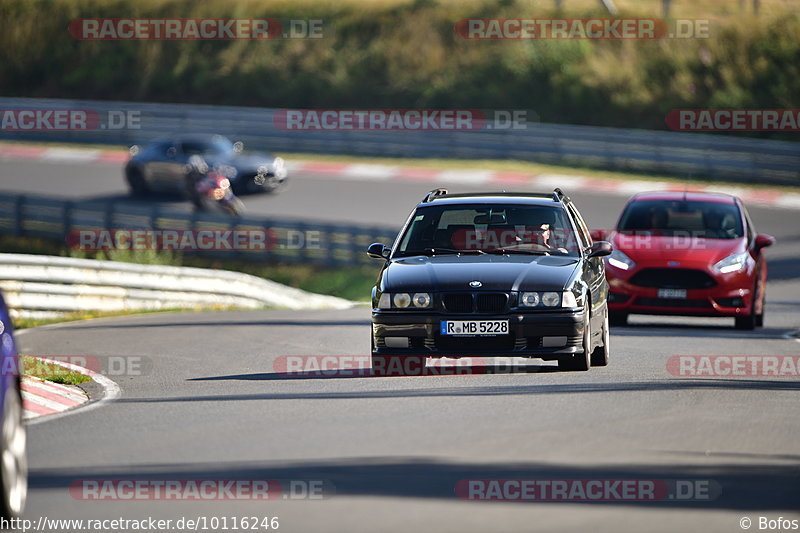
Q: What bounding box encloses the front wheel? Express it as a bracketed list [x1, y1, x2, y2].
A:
[126, 168, 149, 197]
[222, 197, 246, 216]
[735, 313, 756, 330]
[609, 312, 628, 327]
[559, 305, 591, 371]
[755, 282, 765, 328]
[591, 309, 610, 367]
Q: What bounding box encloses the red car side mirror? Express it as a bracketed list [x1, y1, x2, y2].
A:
[754, 233, 775, 251]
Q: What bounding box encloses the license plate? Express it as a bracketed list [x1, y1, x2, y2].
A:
[658, 288, 687, 299]
[440, 320, 509, 336]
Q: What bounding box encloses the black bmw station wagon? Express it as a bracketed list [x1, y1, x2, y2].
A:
[368, 189, 613, 374]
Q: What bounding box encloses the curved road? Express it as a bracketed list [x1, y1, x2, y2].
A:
[4, 156, 800, 532]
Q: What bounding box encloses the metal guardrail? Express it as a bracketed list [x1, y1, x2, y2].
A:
[1, 97, 798, 185]
[0, 253, 353, 319]
[0, 192, 399, 267]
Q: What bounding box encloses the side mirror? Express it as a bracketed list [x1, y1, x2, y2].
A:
[587, 241, 613, 258]
[367, 243, 390, 259]
[589, 228, 609, 242]
[754, 233, 775, 251]
[233, 141, 244, 153]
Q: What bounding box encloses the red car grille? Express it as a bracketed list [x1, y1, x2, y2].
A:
[634, 297, 713, 308]
[629, 268, 717, 289]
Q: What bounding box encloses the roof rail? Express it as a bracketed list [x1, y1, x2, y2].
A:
[422, 188, 448, 203]
[552, 188, 570, 203]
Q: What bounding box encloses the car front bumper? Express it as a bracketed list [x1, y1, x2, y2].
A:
[606, 272, 755, 318]
[371, 309, 585, 360]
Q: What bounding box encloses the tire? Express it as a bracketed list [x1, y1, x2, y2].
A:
[609, 312, 628, 327]
[261, 175, 283, 194]
[0, 381, 26, 520]
[223, 197, 246, 216]
[591, 308, 610, 367]
[371, 355, 425, 377]
[559, 305, 591, 371]
[735, 313, 756, 330]
[126, 168, 149, 197]
[736, 283, 759, 330]
[755, 282, 765, 328]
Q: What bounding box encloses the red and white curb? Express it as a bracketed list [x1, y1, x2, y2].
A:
[2, 143, 799, 210]
[21, 375, 87, 420]
[12, 350, 121, 424]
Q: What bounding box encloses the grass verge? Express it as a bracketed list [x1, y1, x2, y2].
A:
[12, 306, 245, 330]
[20, 355, 91, 386]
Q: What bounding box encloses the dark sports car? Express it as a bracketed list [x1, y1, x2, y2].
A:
[368, 188, 613, 375]
[124, 134, 288, 197]
[0, 290, 26, 519]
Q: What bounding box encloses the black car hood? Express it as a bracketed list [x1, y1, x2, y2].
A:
[381, 255, 580, 292]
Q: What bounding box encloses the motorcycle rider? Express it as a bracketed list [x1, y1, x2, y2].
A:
[184, 154, 209, 209]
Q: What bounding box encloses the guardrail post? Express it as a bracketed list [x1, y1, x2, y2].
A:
[62, 200, 74, 242]
[13, 195, 25, 237]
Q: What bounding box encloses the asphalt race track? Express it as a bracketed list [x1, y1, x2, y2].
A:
[4, 156, 800, 532]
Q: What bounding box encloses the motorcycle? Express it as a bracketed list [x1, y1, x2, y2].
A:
[185, 156, 245, 216]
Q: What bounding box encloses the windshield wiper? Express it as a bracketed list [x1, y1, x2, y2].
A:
[484, 248, 550, 255]
[419, 248, 486, 255]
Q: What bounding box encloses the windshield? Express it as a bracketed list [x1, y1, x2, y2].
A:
[180, 137, 234, 156]
[395, 204, 581, 257]
[618, 200, 744, 239]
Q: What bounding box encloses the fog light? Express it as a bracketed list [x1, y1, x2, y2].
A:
[384, 337, 409, 348]
[542, 336, 567, 347]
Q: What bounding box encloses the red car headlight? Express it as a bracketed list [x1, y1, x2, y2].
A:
[712, 252, 750, 274]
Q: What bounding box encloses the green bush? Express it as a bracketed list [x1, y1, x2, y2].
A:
[0, 0, 797, 134]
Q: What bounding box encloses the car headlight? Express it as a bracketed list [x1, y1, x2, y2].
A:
[520, 292, 540, 307]
[713, 252, 749, 274]
[541, 292, 561, 307]
[520, 291, 577, 308]
[378, 292, 432, 309]
[412, 293, 432, 308]
[393, 293, 411, 308]
[607, 250, 635, 270]
[273, 157, 285, 170]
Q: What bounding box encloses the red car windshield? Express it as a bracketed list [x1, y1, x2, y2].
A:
[618, 199, 744, 239]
